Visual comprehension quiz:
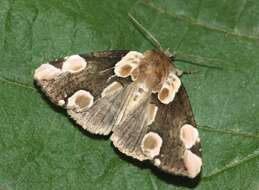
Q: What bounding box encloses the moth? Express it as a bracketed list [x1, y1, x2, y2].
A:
[33, 49, 202, 178]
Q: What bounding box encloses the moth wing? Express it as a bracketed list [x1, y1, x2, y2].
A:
[110, 84, 202, 178]
[34, 50, 130, 135]
[110, 93, 151, 161]
[148, 85, 202, 178]
[34, 50, 129, 104]
[67, 86, 124, 135]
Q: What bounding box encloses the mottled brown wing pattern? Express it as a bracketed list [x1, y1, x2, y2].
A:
[148, 85, 202, 178]
[108, 83, 202, 178]
[110, 83, 152, 161]
[34, 50, 131, 135]
[67, 87, 124, 135]
[34, 50, 202, 179]
[34, 50, 129, 105]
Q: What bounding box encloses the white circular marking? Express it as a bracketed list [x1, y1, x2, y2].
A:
[34, 63, 62, 80]
[169, 72, 181, 92]
[183, 150, 202, 178]
[157, 72, 181, 104]
[67, 90, 94, 111]
[62, 55, 87, 73]
[180, 124, 199, 149]
[154, 158, 161, 167]
[114, 51, 143, 78]
[141, 132, 163, 159]
[58, 100, 65, 107]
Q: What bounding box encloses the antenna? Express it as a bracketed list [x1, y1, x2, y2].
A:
[128, 13, 163, 51]
[128, 13, 223, 71]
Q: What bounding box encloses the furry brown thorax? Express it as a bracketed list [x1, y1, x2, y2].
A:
[136, 50, 173, 91]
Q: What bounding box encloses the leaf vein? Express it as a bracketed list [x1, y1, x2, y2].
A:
[0, 76, 36, 92]
[203, 150, 259, 180]
[198, 125, 259, 139]
[141, 0, 259, 41]
[232, 0, 248, 30]
[149, 175, 158, 190]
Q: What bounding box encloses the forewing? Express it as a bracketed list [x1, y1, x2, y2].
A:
[34, 50, 130, 135]
[149, 85, 202, 178]
[34, 50, 129, 104]
[67, 86, 125, 135]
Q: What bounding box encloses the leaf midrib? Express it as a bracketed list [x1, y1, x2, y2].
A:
[140, 0, 259, 41]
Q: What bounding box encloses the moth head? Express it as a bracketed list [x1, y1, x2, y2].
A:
[183, 150, 202, 178]
[67, 90, 94, 111]
[141, 132, 162, 159]
[180, 124, 199, 149]
[62, 55, 87, 73]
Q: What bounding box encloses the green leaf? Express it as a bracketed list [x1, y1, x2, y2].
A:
[0, 0, 258, 189]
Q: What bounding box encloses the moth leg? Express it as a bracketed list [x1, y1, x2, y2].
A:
[175, 68, 184, 76]
[181, 70, 200, 75]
